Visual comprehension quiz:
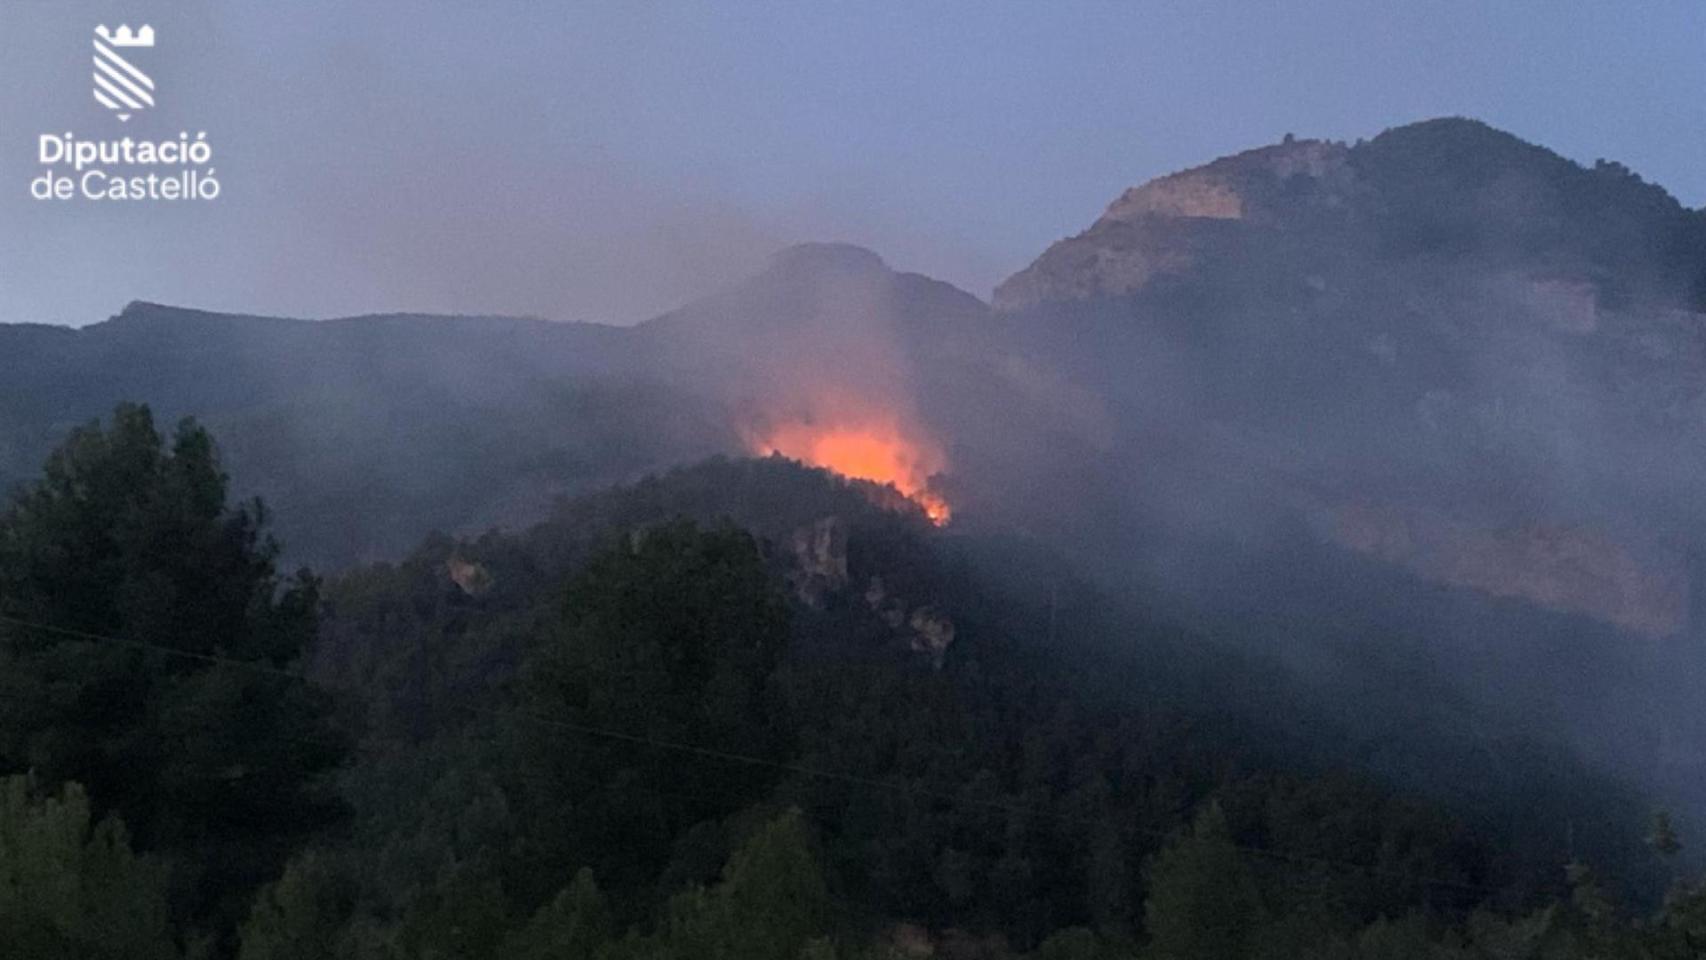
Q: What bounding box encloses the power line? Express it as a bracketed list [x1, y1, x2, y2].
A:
[0, 610, 1501, 897]
[0, 613, 306, 680]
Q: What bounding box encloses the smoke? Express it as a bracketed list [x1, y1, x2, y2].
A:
[0, 2, 1006, 326]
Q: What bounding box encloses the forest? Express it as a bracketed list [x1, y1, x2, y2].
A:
[1, 404, 1702, 959]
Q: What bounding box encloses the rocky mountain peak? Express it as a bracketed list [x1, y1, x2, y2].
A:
[991, 132, 1362, 311]
[994, 118, 1705, 313]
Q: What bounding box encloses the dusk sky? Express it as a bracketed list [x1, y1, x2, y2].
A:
[3, 0, 1703, 326]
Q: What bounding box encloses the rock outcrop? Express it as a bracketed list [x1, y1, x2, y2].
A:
[994, 137, 1355, 310]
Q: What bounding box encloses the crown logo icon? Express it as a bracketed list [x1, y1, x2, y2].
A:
[95, 24, 154, 48]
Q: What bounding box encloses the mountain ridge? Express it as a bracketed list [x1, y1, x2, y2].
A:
[996, 116, 1706, 311]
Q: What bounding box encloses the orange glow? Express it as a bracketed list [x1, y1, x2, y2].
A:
[750, 420, 952, 525]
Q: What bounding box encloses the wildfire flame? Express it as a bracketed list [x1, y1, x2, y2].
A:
[749, 419, 952, 525]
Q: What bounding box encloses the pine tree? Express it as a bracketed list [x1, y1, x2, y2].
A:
[0, 775, 178, 960]
[506, 868, 613, 960]
[236, 852, 354, 960]
[654, 809, 832, 960]
[1141, 802, 1265, 960]
[0, 404, 346, 930]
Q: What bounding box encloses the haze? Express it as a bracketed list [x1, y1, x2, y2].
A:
[2, 0, 1703, 327]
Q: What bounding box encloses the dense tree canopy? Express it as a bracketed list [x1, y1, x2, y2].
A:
[0, 405, 344, 939]
[0, 775, 178, 960]
[2, 411, 1703, 958]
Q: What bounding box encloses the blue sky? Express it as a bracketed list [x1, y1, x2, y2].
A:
[3, 0, 1703, 325]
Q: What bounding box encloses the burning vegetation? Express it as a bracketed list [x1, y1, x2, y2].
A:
[747, 418, 952, 525]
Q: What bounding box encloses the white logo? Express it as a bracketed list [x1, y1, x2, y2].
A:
[92, 24, 155, 122]
[27, 23, 221, 203]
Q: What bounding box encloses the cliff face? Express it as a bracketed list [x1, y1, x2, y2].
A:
[994, 137, 1356, 310]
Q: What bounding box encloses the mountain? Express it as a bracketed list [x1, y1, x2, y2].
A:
[970, 119, 1706, 833]
[643, 241, 987, 346]
[4, 118, 1705, 842]
[637, 241, 993, 445]
[991, 118, 1706, 635]
[0, 301, 721, 568]
[0, 246, 997, 570]
[307, 453, 1661, 948]
[998, 118, 1705, 311]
